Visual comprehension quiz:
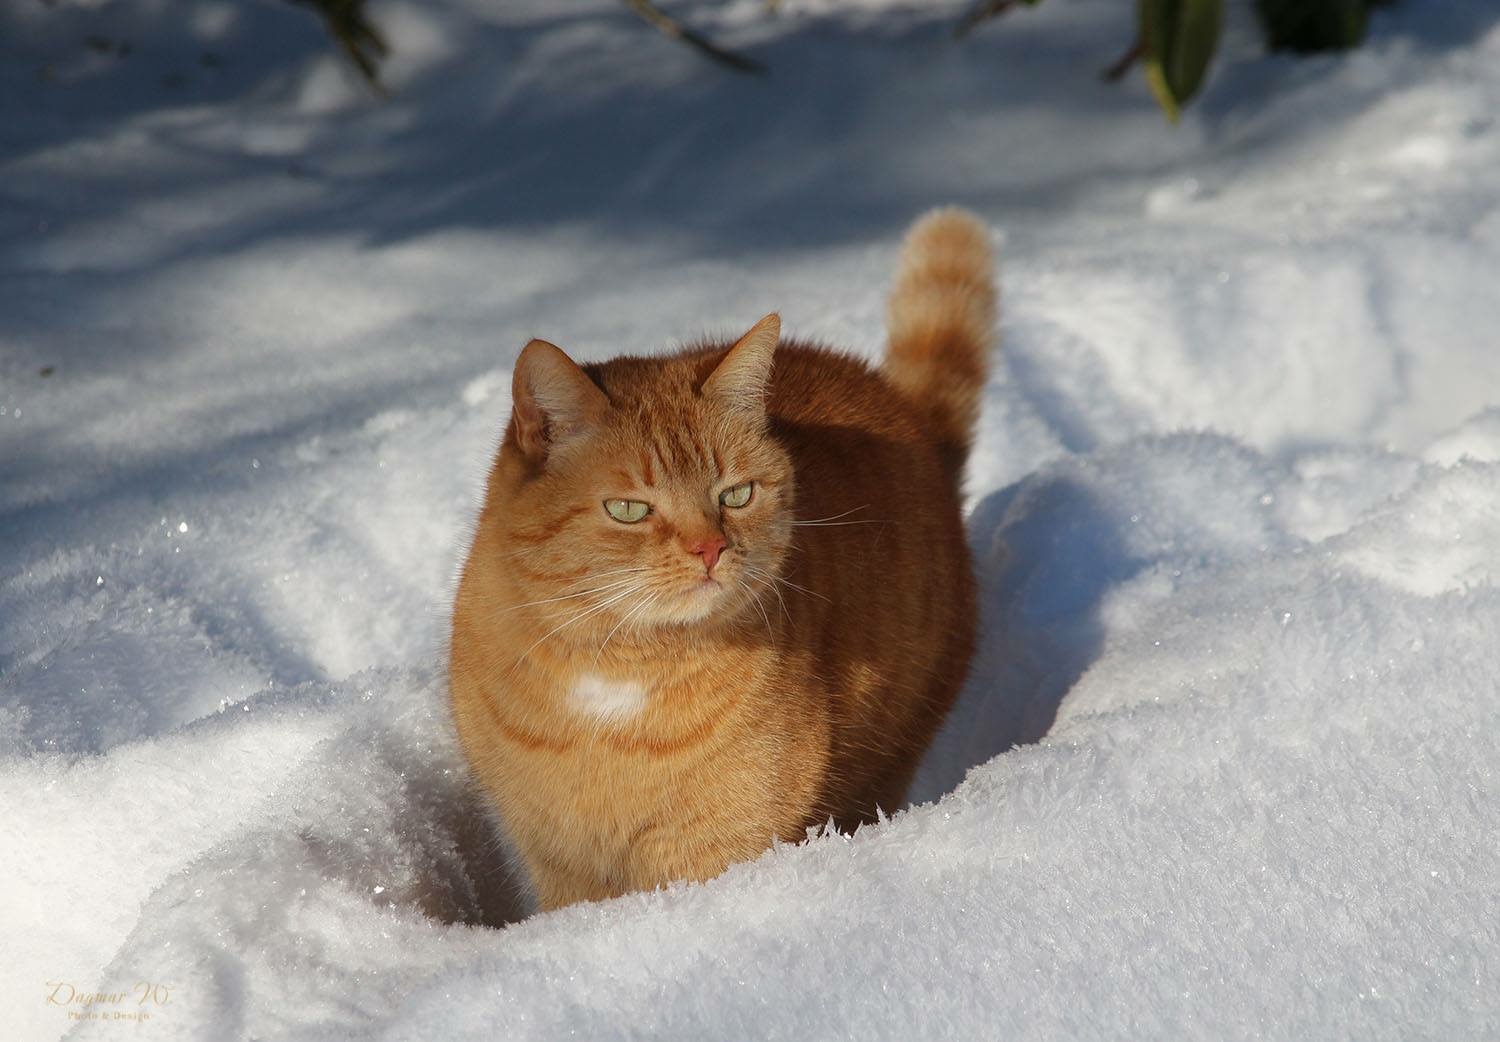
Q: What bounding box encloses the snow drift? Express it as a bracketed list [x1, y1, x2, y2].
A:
[3, 1, 1499, 1039]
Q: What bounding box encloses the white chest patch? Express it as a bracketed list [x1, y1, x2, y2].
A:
[568, 674, 648, 723]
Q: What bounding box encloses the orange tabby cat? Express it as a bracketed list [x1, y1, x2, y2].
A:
[449, 208, 996, 912]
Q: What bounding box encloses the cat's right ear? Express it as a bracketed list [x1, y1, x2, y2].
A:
[511, 339, 609, 462]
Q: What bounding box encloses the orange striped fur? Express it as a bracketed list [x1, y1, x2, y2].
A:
[449, 208, 997, 911]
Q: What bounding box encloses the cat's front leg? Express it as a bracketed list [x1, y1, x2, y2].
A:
[526, 851, 617, 912]
[622, 813, 789, 895]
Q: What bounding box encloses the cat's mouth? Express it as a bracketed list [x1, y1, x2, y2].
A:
[648, 571, 738, 625]
[682, 574, 725, 604]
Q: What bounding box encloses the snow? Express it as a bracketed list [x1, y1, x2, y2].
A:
[4, 0, 1500, 1039]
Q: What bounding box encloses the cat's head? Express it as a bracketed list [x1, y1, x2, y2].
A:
[495, 314, 795, 638]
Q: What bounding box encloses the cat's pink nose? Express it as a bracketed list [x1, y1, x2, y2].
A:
[690, 536, 727, 572]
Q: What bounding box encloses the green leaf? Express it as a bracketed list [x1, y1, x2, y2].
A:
[1138, 0, 1224, 122]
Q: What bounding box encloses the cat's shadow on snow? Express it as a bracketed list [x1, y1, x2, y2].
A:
[395, 786, 536, 930]
[909, 473, 1136, 804]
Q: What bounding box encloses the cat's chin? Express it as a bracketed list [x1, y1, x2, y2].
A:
[649, 577, 740, 627]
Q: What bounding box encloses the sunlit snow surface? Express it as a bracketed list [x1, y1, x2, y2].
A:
[3, 1, 1500, 1039]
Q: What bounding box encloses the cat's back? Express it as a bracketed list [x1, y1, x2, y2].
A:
[596, 337, 940, 457]
[765, 338, 933, 440]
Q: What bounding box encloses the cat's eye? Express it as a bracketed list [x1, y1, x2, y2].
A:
[720, 482, 754, 509]
[604, 499, 650, 524]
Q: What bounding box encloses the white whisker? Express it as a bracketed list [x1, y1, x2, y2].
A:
[792, 504, 870, 524]
[631, 593, 663, 638]
[558, 566, 652, 587]
[596, 586, 661, 659]
[774, 574, 830, 603]
[508, 584, 642, 673]
[744, 567, 792, 622]
[751, 590, 775, 645]
[500, 576, 646, 614]
[747, 564, 830, 605]
[738, 578, 775, 645]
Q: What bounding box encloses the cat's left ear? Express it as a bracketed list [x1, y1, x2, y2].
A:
[703, 313, 779, 413]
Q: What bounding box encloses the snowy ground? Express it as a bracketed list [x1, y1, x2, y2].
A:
[4, 0, 1500, 1038]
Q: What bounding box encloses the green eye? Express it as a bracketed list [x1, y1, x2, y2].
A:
[604, 499, 650, 524]
[720, 482, 754, 508]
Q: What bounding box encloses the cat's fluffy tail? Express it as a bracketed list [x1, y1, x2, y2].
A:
[883, 207, 997, 479]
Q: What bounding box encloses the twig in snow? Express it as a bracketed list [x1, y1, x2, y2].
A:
[1101, 38, 1144, 82]
[623, 0, 765, 74]
[286, 0, 388, 94]
[954, 0, 1021, 39]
